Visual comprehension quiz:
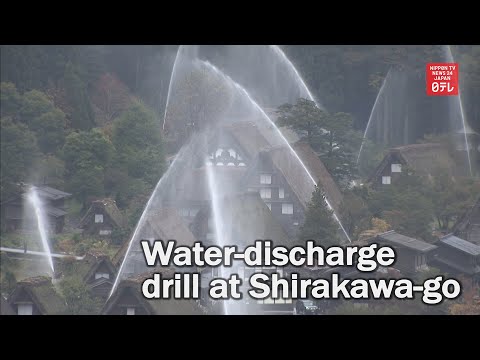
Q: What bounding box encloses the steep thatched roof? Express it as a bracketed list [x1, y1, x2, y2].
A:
[226, 121, 271, 159]
[56, 252, 103, 280]
[8, 276, 67, 315]
[293, 141, 344, 215]
[142, 208, 197, 246]
[247, 140, 343, 215]
[217, 192, 291, 247]
[180, 166, 248, 203]
[102, 269, 204, 315]
[370, 143, 456, 182]
[113, 208, 198, 266]
[78, 198, 127, 229]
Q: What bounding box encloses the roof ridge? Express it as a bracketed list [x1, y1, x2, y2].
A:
[18, 276, 52, 286]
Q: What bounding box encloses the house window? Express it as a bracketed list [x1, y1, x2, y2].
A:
[18, 303, 33, 315]
[279, 188, 285, 199]
[126, 307, 135, 315]
[95, 214, 104, 223]
[391, 164, 402, 173]
[260, 174, 272, 184]
[95, 273, 110, 280]
[260, 188, 271, 199]
[415, 254, 426, 270]
[265, 203, 272, 211]
[382, 176, 391, 185]
[282, 203, 294, 214]
[99, 230, 112, 236]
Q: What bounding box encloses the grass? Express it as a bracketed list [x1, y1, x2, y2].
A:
[0, 232, 44, 251]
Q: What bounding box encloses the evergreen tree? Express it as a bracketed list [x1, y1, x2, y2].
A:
[62, 128, 113, 207]
[277, 98, 363, 186]
[112, 100, 165, 186]
[299, 186, 340, 247]
[63, 62, 95, 130]
[0, 118, 39, 199]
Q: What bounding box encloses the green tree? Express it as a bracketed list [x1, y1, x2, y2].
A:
[63, 129, 113, 207]
[63, 129, 113, 173]
[0, 82, 22, 118]
[0, 118, 39, 199]
[299, 186, 340, 247]
[112, 100, 165, 186]
[29, 108, 66, 154]
[59, 276, 101, 314]
[19, 89, 55, 125]
[277, 98, 363, 186]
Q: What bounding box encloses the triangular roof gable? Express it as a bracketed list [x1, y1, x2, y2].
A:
[84, 256, 117, 283]
[8, 276, 67, 315]
[8, 287, 43, 314]
[78, 199, 126, 229]
[207, 125, 255, 165]
[369, 151, 406, 183]
[102, 283, 153, 315]
[225, 121, 271, 160]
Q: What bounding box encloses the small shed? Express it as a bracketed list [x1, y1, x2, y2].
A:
[432, 234, 480, 284]
[367, 230, 437, 274]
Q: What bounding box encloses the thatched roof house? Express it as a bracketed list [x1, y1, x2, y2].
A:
[78, 198, 127, 238]
[8, 276, 67, 315]
[369, 143, 457, 187]
[102, 269, 204, 315]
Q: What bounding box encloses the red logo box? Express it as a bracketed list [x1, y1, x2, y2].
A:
[426, 63, 459, 96]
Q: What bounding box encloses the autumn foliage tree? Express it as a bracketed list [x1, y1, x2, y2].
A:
[91, 73, 131, 125]
[449, 276, 480, 315]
